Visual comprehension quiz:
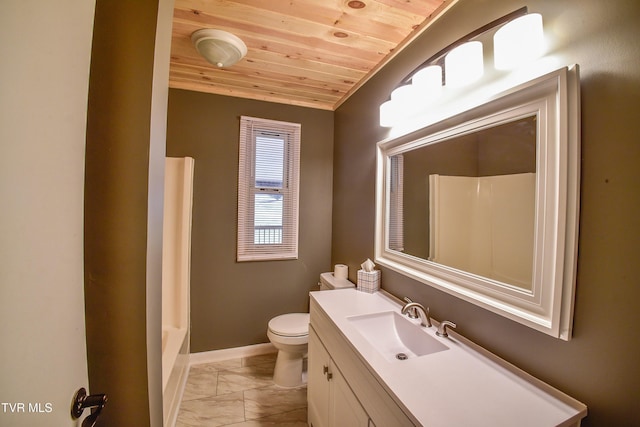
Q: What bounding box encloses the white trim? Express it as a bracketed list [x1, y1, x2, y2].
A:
[237, 116, 301, 261]
[189, 343, 277, 366]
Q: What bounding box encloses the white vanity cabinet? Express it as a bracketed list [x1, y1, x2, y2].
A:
[308, 326, 369, 427]
[309, 297, 417, 427]
[308, 289, 587, 427]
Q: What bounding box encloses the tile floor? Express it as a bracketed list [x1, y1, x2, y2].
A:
[176, 353, 308, 427]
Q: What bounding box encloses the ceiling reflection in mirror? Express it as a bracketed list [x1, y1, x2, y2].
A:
[388, 115, 537, 291]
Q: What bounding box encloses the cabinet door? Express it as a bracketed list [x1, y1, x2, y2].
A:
[330, 365, 369, 427]
[308, 327, 331, 427]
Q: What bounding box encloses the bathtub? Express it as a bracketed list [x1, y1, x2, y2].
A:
[162, 326, 189, 424]
[162, 327, 187, 375]
[162, 157, 194, 426]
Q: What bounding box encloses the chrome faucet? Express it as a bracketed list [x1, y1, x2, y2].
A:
[402, 297, 418, 318]
[401, 299, 432, 328]
[436, 320, 456, 337]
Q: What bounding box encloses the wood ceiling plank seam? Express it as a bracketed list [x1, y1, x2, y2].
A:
[326, 14, 418, 43]
[175, 0, 422, 39]
[366, 0, 433, 23]
[173, 19, 399, 59]
[172, 5, 404, 50]
[173, 4, 342, 40]
[373, 0, 449, 17]
[170, 10, 403, 62]
[248, 0, 431, 25]
[170, 30, 383, 76]
[169, 66, 354, 97]
[168, 71, 352, 98]
[211, 0, 345, 26]
[169, 50, 367, 83]
[169, 61, 356, 91]
[171, 23, 390, 71]
[167, 83, 338, 109]
[236, 35, 384, 67]
[240, 61, 366, 85]
[215, 0, 422, 43]
[166, 79, 342, 105]
[168, 79, 336, 111]
[169, 59, 366, 85]
[244, 62, 365, 86]
[237, 46, 372, 74]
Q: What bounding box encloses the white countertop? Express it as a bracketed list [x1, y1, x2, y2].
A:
[310, 289, 587, 427]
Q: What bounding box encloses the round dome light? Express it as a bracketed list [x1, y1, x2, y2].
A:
[191, 29, 247, 68]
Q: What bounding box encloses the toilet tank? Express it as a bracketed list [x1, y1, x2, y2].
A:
[319, 272, 355, 290]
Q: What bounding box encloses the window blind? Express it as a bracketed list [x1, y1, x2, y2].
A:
[389, 154, 404, 251]
[237, 116, 301, 261]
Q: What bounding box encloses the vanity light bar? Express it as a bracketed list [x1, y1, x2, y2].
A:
[380, 7, 545, 127]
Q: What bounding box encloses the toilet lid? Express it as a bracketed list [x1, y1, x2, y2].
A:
[268, 313, 310, 337]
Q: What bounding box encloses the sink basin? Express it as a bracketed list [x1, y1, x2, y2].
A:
[348, 311, 449, 361]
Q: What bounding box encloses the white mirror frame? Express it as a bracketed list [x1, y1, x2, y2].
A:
[375, 66, 580, 340]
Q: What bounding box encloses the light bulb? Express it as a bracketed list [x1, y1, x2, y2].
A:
[413, 65, 443, 97]
[445, 41, 484, 87]
[494, 13, 544, 70]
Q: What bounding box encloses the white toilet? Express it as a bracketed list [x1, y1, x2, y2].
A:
[267, 272, 355, 387]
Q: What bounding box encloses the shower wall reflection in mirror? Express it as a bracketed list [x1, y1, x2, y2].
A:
[389, 115, 536, 291]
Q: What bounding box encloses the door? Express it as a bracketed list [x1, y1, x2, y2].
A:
[330, 367, 369, 427]
[308, 327, 331, 427]
[308, 327, 369, 427]
[0, 1, 97, 426]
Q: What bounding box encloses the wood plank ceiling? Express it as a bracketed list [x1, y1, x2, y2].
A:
[169, 0, 453, 110]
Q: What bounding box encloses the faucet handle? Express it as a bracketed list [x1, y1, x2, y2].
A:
[436, 321, 456, 338]
[402, 297, 418, 319]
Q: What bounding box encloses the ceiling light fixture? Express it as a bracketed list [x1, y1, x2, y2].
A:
[191, 29, 247, 68]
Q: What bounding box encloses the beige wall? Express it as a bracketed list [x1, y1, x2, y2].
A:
[84, 1, 168, 425]
[167, 90, 334, 352]
[333, 0, 640, 425]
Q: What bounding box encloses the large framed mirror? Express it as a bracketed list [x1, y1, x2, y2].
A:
[375, 66, 580, 340]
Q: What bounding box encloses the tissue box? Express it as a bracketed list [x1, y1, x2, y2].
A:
[357, 269, 381, 293]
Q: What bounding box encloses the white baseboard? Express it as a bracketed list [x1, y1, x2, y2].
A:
[189, 343, 277, 365]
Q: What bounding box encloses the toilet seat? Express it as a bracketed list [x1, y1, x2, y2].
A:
[268, 313, 310, 337]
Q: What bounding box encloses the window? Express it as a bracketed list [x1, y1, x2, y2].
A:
[237, 116, 301, 261]
[388, 154, 404, 252]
